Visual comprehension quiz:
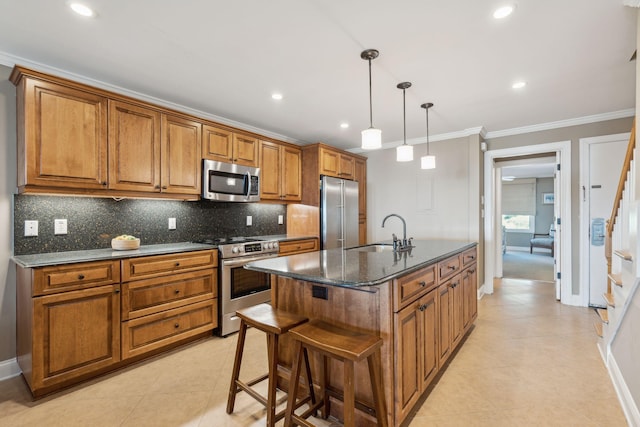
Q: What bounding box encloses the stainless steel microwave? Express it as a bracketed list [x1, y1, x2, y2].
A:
[202, 160, 260, 202]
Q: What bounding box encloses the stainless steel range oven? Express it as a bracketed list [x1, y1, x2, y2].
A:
[214, 237, 279, 336]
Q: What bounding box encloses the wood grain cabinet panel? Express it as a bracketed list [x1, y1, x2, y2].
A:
[121, 269, 216, 320]
[259, 140, 302, 202]
[161, 114, 202, 195]
[394, 264, 436, 311]
[12, 71, 108, 191]
[202, 124, 258, 167]
[108, 100, 161, 192]
[439, 255, 461, 281]
[121, 250, 216, 281]
[278, 238, 318, 256]
[33, 260, 120, 296]
[462, 265, 478, 330]
[121, 299, 216, 359]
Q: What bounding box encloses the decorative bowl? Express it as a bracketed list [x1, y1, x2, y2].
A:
[111, 236, 140, 250]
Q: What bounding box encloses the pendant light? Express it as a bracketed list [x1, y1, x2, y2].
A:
[396, 82, 413, 162]
[420, 102, 436, 169]
[361, 49, 382, 149]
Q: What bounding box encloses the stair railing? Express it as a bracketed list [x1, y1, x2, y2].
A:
[606, 122, 636, 294]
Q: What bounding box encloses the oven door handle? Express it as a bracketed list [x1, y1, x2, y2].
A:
[222, 253, 278, 267]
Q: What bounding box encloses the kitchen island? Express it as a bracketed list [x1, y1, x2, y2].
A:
[246, 240, 478, 426]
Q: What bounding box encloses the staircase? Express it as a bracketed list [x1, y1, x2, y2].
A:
[598, 123, 640, 425]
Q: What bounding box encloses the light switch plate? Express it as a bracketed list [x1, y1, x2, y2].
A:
[168, 218, 176, 230]
[25, 220, 38, 237]
[278, 215, 284, 225]
[246, 216, 252, 226]
[54, 219, 68, 235]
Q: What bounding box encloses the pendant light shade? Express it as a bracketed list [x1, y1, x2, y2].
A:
[396, 82, 413, 162]
[420, 102, 436, 169]
[361, 49, 381, 150]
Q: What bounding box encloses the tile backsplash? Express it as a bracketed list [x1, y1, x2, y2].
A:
[13, 195, 287, 255]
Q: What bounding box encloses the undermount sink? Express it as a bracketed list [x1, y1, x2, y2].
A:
[347, 244, 394, 252]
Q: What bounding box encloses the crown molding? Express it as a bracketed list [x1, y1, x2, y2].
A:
[0, 52, 304, 145]
[484, 109, 635, 139]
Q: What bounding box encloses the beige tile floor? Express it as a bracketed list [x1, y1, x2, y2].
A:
[0, 278, 628, 426]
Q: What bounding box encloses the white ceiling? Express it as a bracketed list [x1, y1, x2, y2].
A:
[0, 1, 636, 152]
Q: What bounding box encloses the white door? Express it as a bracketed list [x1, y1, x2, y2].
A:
[587, 139, 627, 306]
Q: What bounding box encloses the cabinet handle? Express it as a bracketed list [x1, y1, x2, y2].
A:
[174, 289, 180, 294]
[174, 323, 180, 328]
[448, 265, 456, 270]
[161, 186, 167, 190]
[469, 269, 476, 274]
[115, 289, 120, 294]
[155, 185, 161, 190]
[101, 182, 107, 186]
[175, 262, 180, 267]
[78, 274, 85, 280]
[419, 281, 426, 287]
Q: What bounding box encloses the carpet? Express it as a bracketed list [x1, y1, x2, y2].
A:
[502, 250, 555, 282]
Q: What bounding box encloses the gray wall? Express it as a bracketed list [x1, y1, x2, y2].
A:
[487, 117, 634, 295]
[0, 64, 16, 363]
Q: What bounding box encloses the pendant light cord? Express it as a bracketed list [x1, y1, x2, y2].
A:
[402, 88, 407, 145]
[426, 107, 430, 155]
[368, 59, 373, 128]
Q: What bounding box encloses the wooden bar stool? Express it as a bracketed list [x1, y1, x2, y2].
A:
[284, 319, 388, 427]
[226, 303, 316, 427]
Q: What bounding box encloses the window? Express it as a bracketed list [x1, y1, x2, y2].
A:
[502, 214, 535, 233]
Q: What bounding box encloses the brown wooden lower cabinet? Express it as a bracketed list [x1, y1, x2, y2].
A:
[272, 245, 478, 426]
[15, 249, 217, 397]
[278, 238, 319, 256]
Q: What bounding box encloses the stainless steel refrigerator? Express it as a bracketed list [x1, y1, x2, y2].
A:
[320, 175, 359, 249]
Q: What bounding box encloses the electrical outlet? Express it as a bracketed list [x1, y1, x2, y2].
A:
[246, 215, 252, 226]
[168, 218, 176, 230]
[54, 219, 68, 235]
[25, 220, 38, 237]
[278, 215, 284, 225]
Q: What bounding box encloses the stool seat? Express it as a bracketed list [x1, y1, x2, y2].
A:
[227, 303, 315, 427]
[285, 320, 388, 427]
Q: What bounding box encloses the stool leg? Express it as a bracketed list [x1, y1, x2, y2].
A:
[321, 355, 330, 419]
[343, 360, 355, 427]
[266, 332, 278, 427]
[368, 351, 388, 427]
[302, 347, 316, 413]
[284, 340, 304, 427]
[226, 320, 247, 414]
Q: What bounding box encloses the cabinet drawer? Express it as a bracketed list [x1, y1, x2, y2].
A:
[279, 238, 318, 256]
[394, 264, 436, 312]
[438, 255, 461, 281]
[33, 260, 120, 296]
[121, 269, 216, 320]
[121, 299, 216, 359]
[121, 250, 216, 281]
[461, 247, 477, 267]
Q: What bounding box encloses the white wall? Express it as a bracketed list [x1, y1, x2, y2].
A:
[0, 64, 17, 371]
[366, 135, 482, 245]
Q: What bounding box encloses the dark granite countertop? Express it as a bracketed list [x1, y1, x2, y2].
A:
[12, 242, 216, 268]
[245, 239, 476, 288]
[250, 234, 318, 242]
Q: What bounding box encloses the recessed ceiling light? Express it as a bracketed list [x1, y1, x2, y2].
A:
[340, 123, 349, 129]
[69, 2, 95, 17]
[512, 81, 527, 89]
[493, 5, 514, 19]
[271, 93, 283, 100]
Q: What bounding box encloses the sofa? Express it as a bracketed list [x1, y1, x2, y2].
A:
[530, 225, 554, 256]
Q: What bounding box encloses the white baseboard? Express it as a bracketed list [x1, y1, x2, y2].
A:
[0, 358, 21, 381]
[608, 353, 640, 426]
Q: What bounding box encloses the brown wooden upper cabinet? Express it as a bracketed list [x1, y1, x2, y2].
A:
[259, 140, 302, 202]
[11, 66, 202, 199]
[202, 124, 259, 167]
[319, 146, 355, 179]
[12, 71, 109, 191]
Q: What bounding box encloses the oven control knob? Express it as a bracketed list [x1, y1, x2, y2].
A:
[273, 242, 279, 249]
[232, 246, 240, 254]
[266, 242, 274, 249]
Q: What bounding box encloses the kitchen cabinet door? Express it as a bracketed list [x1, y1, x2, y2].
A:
[31, 285, 121, 391]
[161, 114, 202, 195]
[319, 147, 354, 179]
[451, 275, 464, 349]
[108, 100, 161, 192]
[202, 125, 258, 167]
[14, 74, 108, 190]
[232, 133, 259, 167]
[438, 281, 452, 366]
[259, 140, 301, 202]
[462, 266, 478, 330]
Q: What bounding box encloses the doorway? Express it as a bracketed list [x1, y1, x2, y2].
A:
[499, 157, 556, 283]
[483, 140, 574, 305]
[579, 133, 629, 307]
